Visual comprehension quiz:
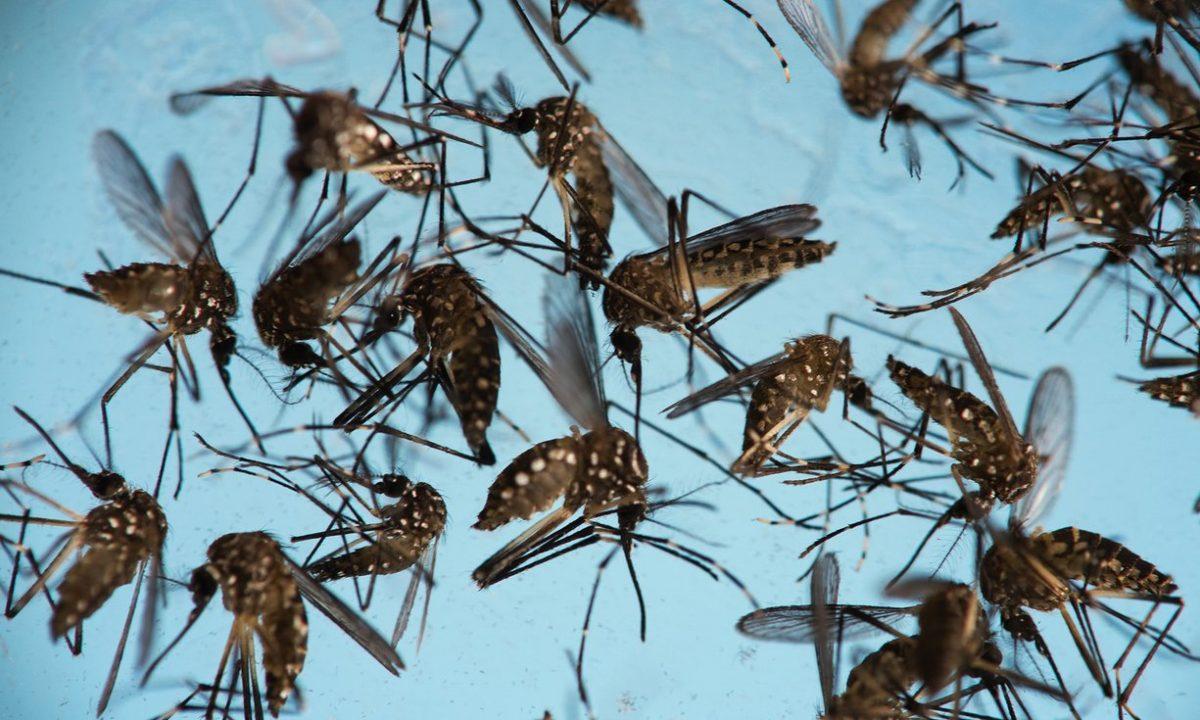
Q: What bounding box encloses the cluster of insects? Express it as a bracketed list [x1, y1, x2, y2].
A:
[1, 1, 1197, 718]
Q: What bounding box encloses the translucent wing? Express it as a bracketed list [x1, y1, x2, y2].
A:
[597, 128, 671, 246]
[777, 0, 844, 75]
[169, 77, 308, 115]
[1014, 367, 1075, 530]
[165, 157, 215, 264]
[286, 554, 405, 674]
[472, 286, 554, 389]
[737, 604, 916, 643]
[664, 351, 793, 418]
[92, 130, 174, 260]
[812, 552, 839, 709]
[948, 308, 1023, 444]
[676, 204, 822, 258]
[543, 274, 607, 430]
[272, 191, 385, 281]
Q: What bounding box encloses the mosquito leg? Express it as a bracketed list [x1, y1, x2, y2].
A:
[575, 546, 616, 720]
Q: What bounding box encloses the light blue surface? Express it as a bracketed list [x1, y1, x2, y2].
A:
[0, 1, 1196, 718]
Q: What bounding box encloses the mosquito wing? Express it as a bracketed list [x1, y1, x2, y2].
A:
[92, 130, 175, 260]
[543, 273, 608, 431]
[777, 0, 845, 76]
[1013, 367, 1074, 530]
[597, 129, 671, 247]
[270, 191, 385, 281]
[165, 157, 217, 265]
[679, 204, 822, 258]
[737, 604, 917, 643]
[811, 552, 839, 708]
[948, 308, 1023, 444]
[664, 351, 793, 418]
[286, 555, 405, 674]
[169, 77, 308, 115]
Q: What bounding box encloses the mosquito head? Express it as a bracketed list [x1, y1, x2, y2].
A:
[372, 473, 413, 498]
[86, 469, 128, 500]
[285, 149, 314, 200]
[610, 326, 642, 372]
[505, 107, 538, 135]
[210, 322, 237, 370]
[371, 295, 406, 336]
[1175, 169, 1200, 204]
[188, 564, 219, 609]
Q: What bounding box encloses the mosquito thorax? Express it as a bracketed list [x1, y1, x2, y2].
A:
[506, 107, 538, 135]
[840, 65, 898, 118]
[188, 564, 220, 608]
[609, 326, 641, 367]
[373, 473, 413, 498]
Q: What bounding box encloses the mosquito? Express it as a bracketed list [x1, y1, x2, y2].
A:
[143, 531, 403, 720]
[472, 273, 647, 588]
[167, 78, 482, 229]
[336, 260, 552, 465]
[509, 0, 790, 87]
[775, 0, 1020, 182]
[2, 407, 167, 716]
[738, 554, 1053, 719]
[0, 130, 264, 470]
[664, 334, 871, 474]
[195, 440, 446, 653]
[978, 484, 1191, 716]
[601, 199, 834, 415]
[251, 190, 396, 381]
[428, 81, 672, 287]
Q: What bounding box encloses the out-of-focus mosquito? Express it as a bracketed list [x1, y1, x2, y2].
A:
[978, 453, 1193, 717]
[143, 531, 402, 720]
[196, 438, 446, 653]
[427, 81, 672, 287]
[508, 0, 790, 89]
[252, 191, 397, 386]
[775, 0, 1030, 183]
[1122, 0, 1200, 53]
[168, 78, 483, 239]
[664, 334, 872, 474]
[738, 554, 1057, 719]
[2, 408, 167, 716]
[1, 130, 263, 470]
[337, 260, 551, 465]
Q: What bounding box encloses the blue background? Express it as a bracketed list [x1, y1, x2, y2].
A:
[0, 1, 1196, 718]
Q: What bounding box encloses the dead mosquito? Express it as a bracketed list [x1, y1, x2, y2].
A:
[143, 531, 402, 720]
[738, 554, 1056, 719]
[664, 334, 871, 475]
[337, 260, 552, 465]
[2, 407, 167, 716]
[1, 129, 264, 471]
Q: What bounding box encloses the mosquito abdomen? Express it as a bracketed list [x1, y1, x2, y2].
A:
[1138, 373, 1199, 411]
[52, 491, 166, 636]
[85, 262, 189, 320]
[687, 238, 835, 288]
[260, 592, 308, 716]
[1037, 527, 1178, 596]
[475, 437, 580, 530]
[849, 0, 920, 69]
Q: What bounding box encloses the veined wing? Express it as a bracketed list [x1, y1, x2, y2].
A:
[1013, 367, 1074, 530]
[664, 351, 793, 418]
